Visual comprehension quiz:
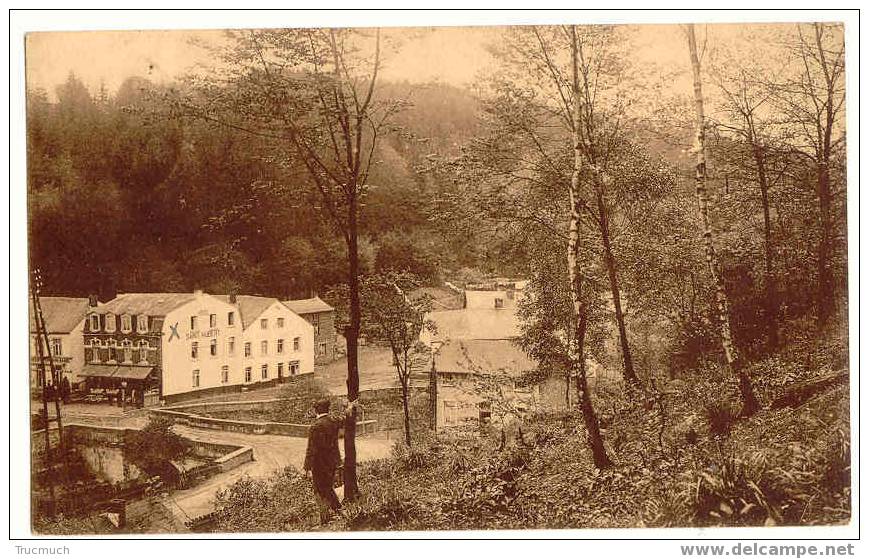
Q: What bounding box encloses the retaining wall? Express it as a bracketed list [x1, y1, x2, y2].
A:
[150, 406, 377, 438]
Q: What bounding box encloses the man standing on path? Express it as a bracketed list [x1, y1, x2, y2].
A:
[304, 397, 358, 523]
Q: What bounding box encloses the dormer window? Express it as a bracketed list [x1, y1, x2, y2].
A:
[494, 298, 504, 309]
[105, 313, 116, 332]
[121, 314, 132, 333]
[137, 315, 148, 333]
[89, 314, 100, 332]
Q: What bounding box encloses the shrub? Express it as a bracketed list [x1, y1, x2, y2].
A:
[213, 467, 320, 532]
[124, 416, 191, 479]
[705, 399, 738, 437]
[693, 457, 779, 526]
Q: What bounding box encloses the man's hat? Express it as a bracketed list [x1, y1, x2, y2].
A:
[314, 398, 331, 414]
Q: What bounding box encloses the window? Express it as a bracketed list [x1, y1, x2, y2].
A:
[221, 365, 229, 384]
[210, 314, 217, 328]
[138, 340, 149, 364]
[261, 340, 268, 356]
[277, 339, 284, 354]
[190, 315, 198, 330]
[121, 340, 132, 363]
[121, 314, 132, 333]
[318, 342, 327, 356]
[277, 317, 285, 328]
[191, 341, 199, 360]
[50, 338, 62, 357]
[192, 369, 200, 388]
[494, 298, 504, 309]
[105, 313, 116, 333]
[312, 314, 321, 335]
[260, 318, 268, 330]
[227, 311, 235, 326]
[89, 314, 100, 332]
[210, 338, 218, 357]
[90, 339, 102, 363]
[137, 315, 148, 333]
[478, 401, 492, 425]
[289, 361, 300, 376]
[227, 337, 236, 356]
[244, 367, 252, 382]
[444, 401, 458, 426]
[277, 362, 284, 377]
[107, 339, 117, 362]
[244, 342, 251, 358]
[261, 364, 268, 379]
[293, 337, 300, 351]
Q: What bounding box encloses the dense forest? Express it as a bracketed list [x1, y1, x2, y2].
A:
[27, 76, 486, 300]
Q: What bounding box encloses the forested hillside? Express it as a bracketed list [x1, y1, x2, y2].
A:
[27, 77, 482, 300]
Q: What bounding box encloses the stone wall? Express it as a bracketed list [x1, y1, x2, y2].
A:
[61, 423, 253, 481]
[150, 405, 377, 438]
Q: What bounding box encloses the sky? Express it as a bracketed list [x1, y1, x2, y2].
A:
[25, 24, 698, 98]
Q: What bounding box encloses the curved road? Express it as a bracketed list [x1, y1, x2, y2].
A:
[164, 425, 393, 522]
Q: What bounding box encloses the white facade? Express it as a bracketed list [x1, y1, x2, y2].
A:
[464, 289, 526, 310]
[236, 300, 315, 386]
[160, 293, 242, 398]
[30, 321, 86, 387]
[159, 294, 316, 398]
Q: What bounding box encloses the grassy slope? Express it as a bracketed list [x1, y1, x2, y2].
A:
[210, 326, 851, 532]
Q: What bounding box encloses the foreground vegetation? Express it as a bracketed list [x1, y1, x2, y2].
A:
[211, 325, 850, 531]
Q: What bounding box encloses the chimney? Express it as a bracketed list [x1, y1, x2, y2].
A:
[193, 289, 203, 298]
[229, 290, 238, 304]
[88, 294, 99, 308]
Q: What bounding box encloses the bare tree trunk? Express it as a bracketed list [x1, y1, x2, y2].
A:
[573, 308, 612, 468]
[752, 144, 779, 350]
[687, 24, 760, 417]
[569, 26, 612, 469]
[816, 156, 834, 327]
[813, 23, 838, 328]
[400, 353, 412, 447]
[429, 355, 438, 430]
[596, 188, 639, 384]
[343, 193, 360, 500]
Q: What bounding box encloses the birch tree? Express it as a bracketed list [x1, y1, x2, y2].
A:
[568, 25, 612, 467]
[686, 24, 760, 417]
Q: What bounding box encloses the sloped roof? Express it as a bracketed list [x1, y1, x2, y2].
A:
[425, 308, 521, 341]
[102, 293, 196, 317]
[29, 297, 90, 333]
[215, 295, 279, 330]
[283, 296, 334, 315]
[434, 339, 536, 376]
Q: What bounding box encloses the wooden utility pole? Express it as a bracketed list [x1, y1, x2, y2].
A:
[31, 268, 68, 514]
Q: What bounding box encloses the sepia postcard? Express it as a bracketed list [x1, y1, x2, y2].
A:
[10, 8, 859, 547]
